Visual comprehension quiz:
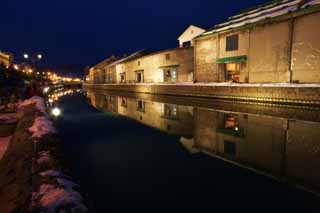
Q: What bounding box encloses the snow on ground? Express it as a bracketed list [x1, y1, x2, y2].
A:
[0, 113, 18, 124]
[0, 136, 12, 160]
[33, 183, 87, 213]
[33, 170, 87, 212]
[103, 82, 320, 88]
[18, 96, 46, 113]
[37, 151, 51, 164]
[40, 170, 71, 179]
[29, 116, 56, 139]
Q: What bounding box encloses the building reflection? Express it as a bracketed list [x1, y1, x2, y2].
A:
[194, 108, 320, 193]
[86, 90, 320, 194]
[86, 91, 194, 137]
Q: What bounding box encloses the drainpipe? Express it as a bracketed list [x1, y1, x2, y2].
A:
[193, 40, 197, 83]
[288, 17, 296, 83]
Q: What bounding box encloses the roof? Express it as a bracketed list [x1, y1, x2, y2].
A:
[94, 56, 118, 69]
[178, 25, 206, 40]
[0, 51, 11, 59]
[108, 49, 152, 67]
[201, 0, 320, 36]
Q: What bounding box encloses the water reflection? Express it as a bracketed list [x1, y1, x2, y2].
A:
[85, 89, 320, 194]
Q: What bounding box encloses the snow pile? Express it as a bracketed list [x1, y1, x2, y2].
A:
[33, 183, 87, 213]
[0, 136, 11, 160]
[37, 151, 51, 164]
[32, 170, 87, 212]
[18, 96, 46, 113]
[29, 116, 56, 138]
[40, 170, 71, 179]
[0, 114, 18, 124]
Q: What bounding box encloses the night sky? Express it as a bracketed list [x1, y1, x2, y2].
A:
[1, 0, 270, 68]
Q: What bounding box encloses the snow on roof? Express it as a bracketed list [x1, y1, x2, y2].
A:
[202, 0, 319, 36]
[108, 49, 152, 67]
[301, 0, 320, 8]
[94, 56, 117, 69]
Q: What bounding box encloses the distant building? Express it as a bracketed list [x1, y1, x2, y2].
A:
[109, 48, 194, 84]
[0, 51, 13, 68]
[194, 0, 320, 83]
[178, 25, 205, 48]
[88, 56, 118, 84]
[93, 28, 196, 84]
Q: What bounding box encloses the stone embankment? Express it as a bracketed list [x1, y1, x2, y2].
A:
[83, 83, 320, 107]
[0, 97, 88, 212]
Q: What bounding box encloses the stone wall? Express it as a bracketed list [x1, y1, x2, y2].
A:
[116, 48, 194, 83]
[194, 10, 320, 83]
[292, 12, 320, 83]
[194, 36, 218, 82]
[83, 83, 320, 106]
[249, 21, 291, 83]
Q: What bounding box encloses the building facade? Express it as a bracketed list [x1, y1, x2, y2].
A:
[178, 25, 205, 48]
[194, 0, 320, 83]
[0, 51, 13, 68]
[88, 56, 118, 84]
[90, 25, 202, 85]
[114, 47, 194, 84]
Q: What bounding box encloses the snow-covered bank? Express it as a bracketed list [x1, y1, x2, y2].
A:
[1, 96, 88, 212]
[0, 136, 12, 160]
[18, 96, 47, 113]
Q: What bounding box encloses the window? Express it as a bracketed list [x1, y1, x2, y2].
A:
[136, 100, 145, 112]
[162, 104, 178, 119]
[121, 97, 127, 107]
[182, 41, 191, 48]
[226, 34, 239, 51]
[138, 61, 140, 66]
[135, 71, 144, 83]
[108, 96, 114, 104]
[163, 67, 178, 83]
[120, 73, 126, 83]
[225, 63, 240, 82]
[165, 54, 170, 60]
[224, 141, 236, 157]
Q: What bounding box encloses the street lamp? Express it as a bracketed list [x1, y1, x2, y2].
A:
[23, 53, 29, 59]
[37, 54, 42, 60]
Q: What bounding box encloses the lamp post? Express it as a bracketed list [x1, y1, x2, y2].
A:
[23, 53, 44, 82]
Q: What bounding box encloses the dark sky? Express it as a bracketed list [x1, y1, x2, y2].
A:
[1, 0, 270, 67]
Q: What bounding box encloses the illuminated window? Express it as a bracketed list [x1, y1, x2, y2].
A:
[225, 63, 240, 83]
[163, 67, 178, 83]
[226, 34, 239, 51]
[163, 104, 178, 120]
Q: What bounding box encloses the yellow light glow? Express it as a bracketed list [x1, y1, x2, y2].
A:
[13, 64, 19, 70]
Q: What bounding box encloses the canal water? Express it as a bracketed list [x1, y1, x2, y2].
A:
[50, 89, 320, 212]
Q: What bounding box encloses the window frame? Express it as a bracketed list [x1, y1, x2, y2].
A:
[226, 34, 239, 51]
